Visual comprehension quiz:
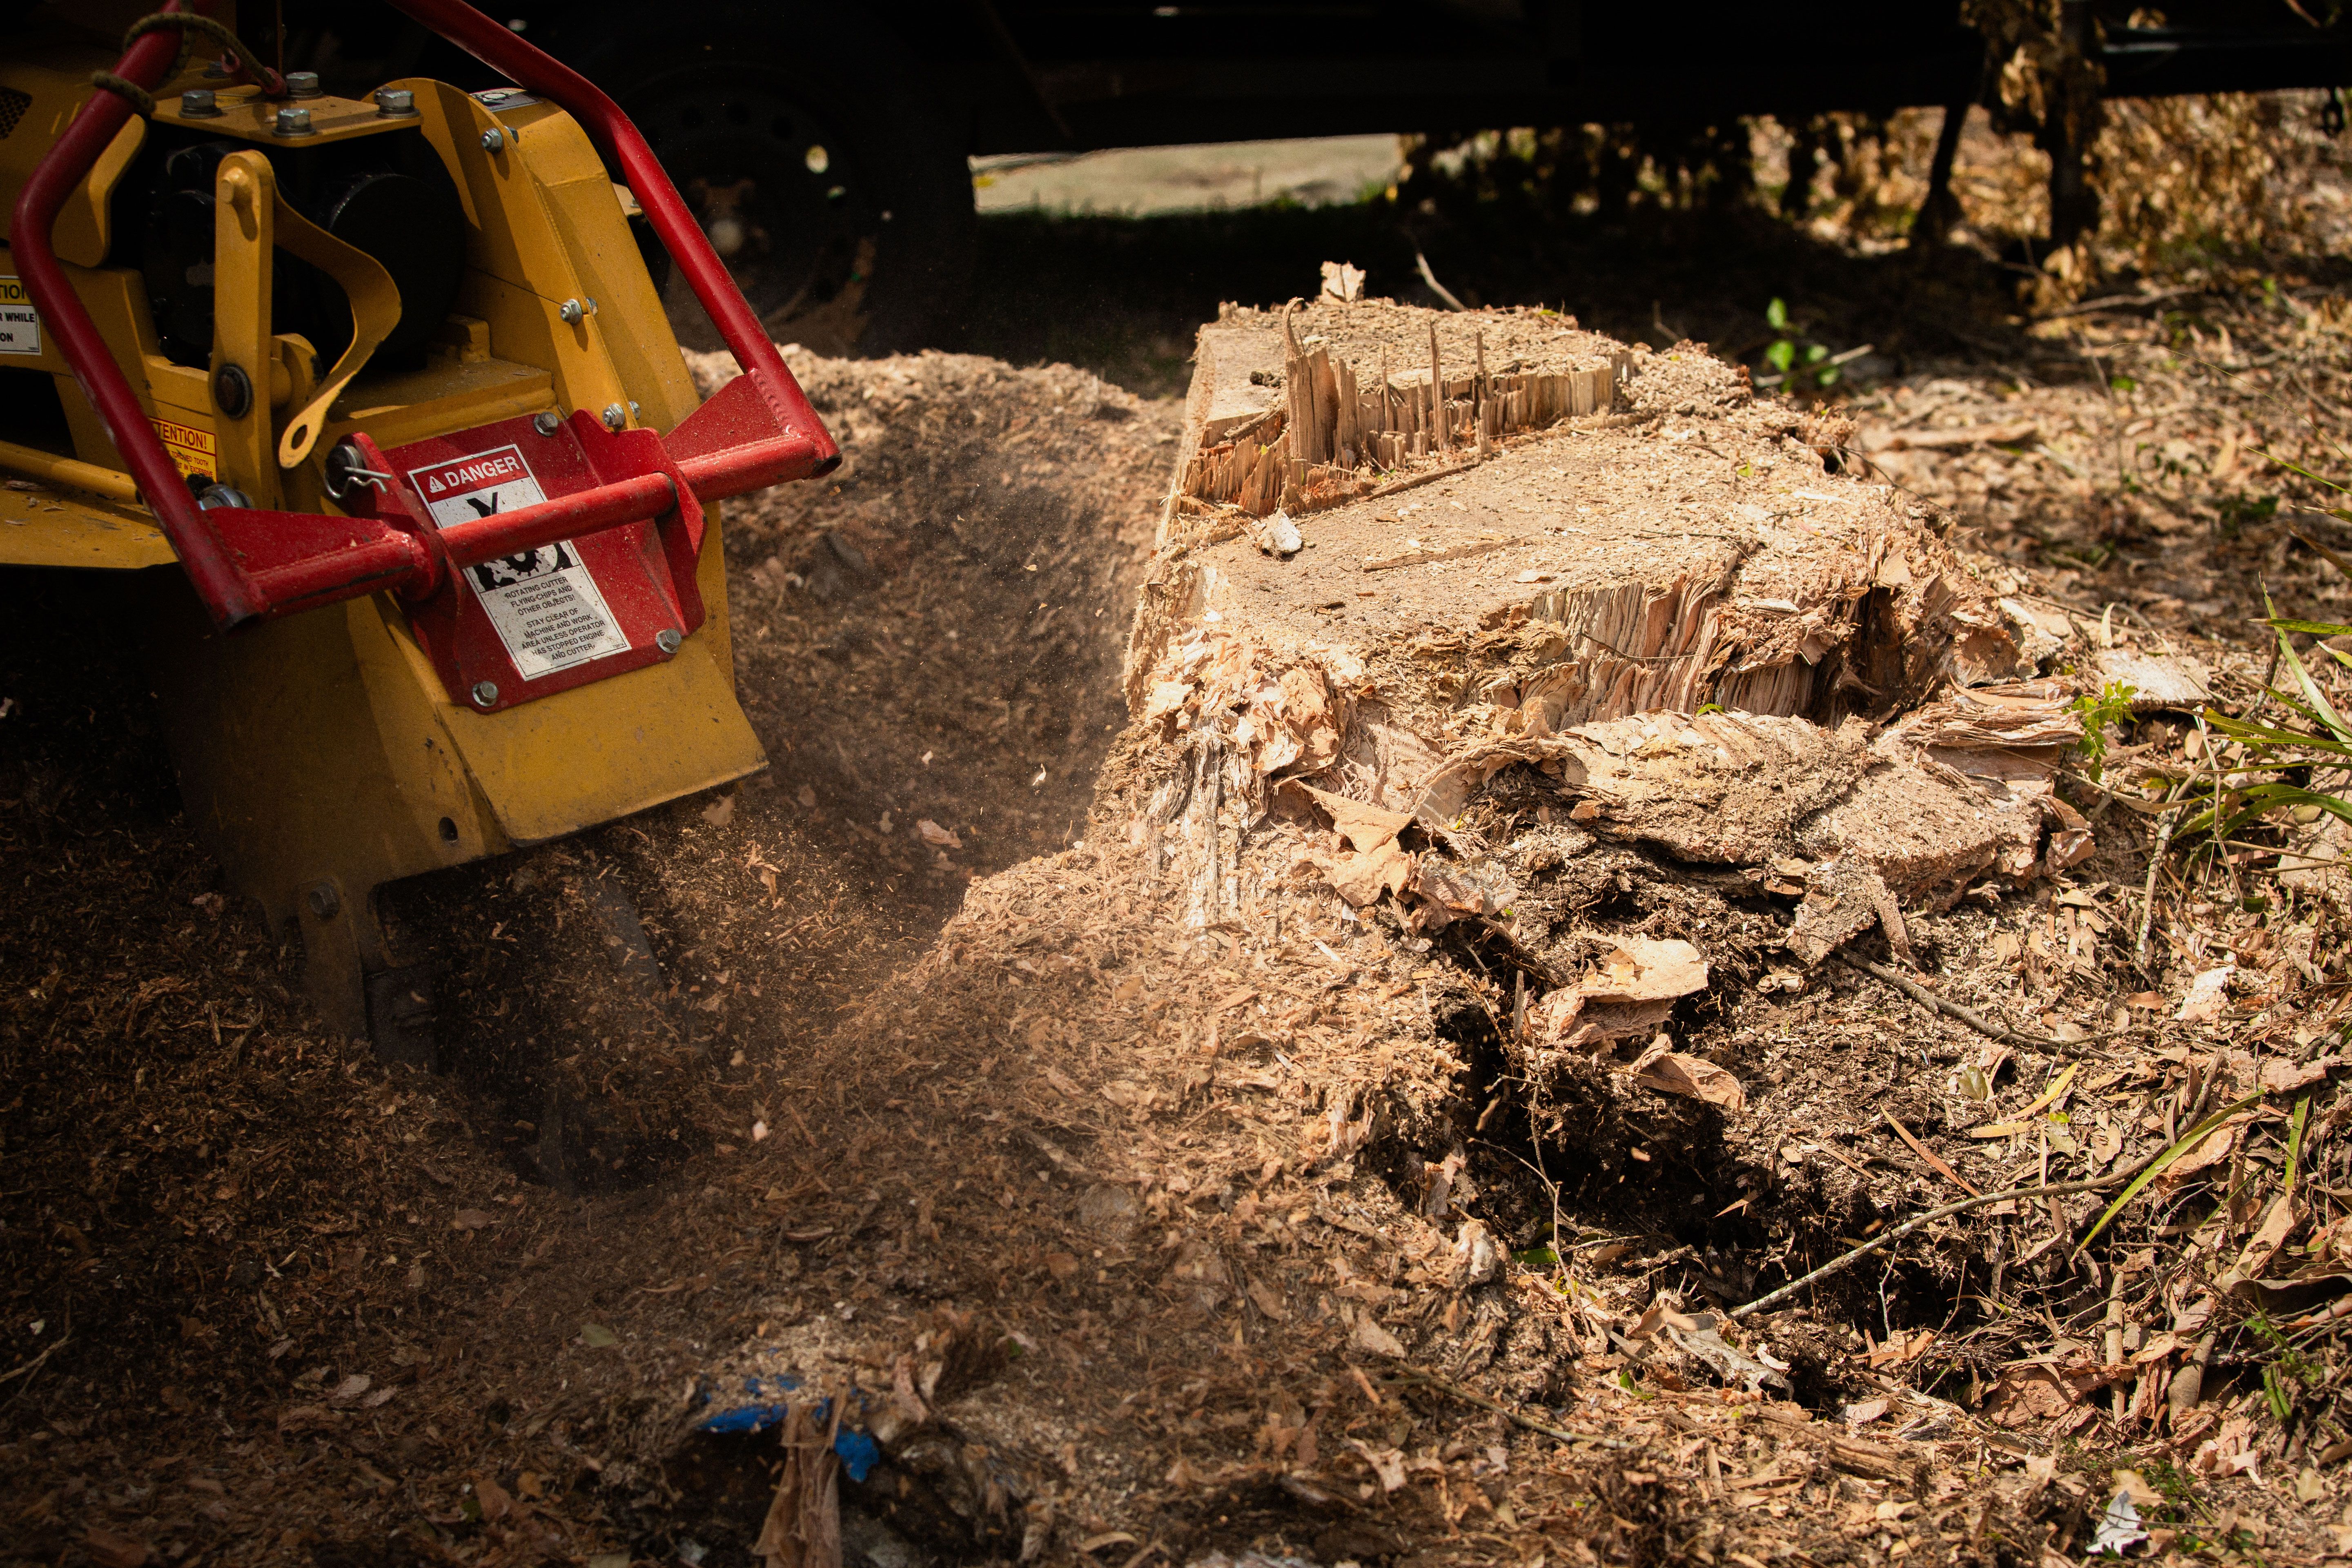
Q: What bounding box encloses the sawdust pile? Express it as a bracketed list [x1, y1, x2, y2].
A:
[7, 291, 2352, 1568]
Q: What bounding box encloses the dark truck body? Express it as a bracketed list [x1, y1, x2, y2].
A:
[250, 1, 2352, 350]
[951, 3, 2348, 154]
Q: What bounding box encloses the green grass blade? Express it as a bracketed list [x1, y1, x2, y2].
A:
[2266, 619, 2352, 638]
[2278, 628, 2352, 744]
[2079, 1094, 2267, 1252]
[2285, 1095, 2310, 1196]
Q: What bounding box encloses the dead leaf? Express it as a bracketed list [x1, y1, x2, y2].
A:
[1536, 938, 1711, 1047]
[475, 1477, 518, 1523]
[702, 793, 736, 827]
[84, 1527, 153, 1568]
[326, 1373, 372, 1406]
[1298, 783, 1413, 852]
[1351, 1316, 1407, 1359]
[2221, 1197, 2303, 1290]
[1628, 1040, 1746, 1112]
[915, 819, 961, 850]
[1350, 1439, 1409, 1492]
[1844, 1397, 1891, 1425]
[1248, 1279, 1290, 1320]
[2177, 963, 2235, 1023]
[451, 1208, 496, 1231]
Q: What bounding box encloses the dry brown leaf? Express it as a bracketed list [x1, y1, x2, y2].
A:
[1628, 1040, 1746, 1112]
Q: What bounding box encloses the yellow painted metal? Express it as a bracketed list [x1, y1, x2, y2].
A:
[267, 197, 400, 469]
[492, 96, 699, 432]
[396, 80, 631, 431]
[4, 62, 773, 1041]
[434, 520, 764, 842]
[211, 151, 279, 506]
[0, 486, 174, 569]
[328, 356, 555, 451]
[0, 56, 145, 267]
[151, 85, 414, 149]
[0, 437, 138, 503]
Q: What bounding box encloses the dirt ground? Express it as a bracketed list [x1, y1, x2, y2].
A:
[7, 90, 2352, 1568]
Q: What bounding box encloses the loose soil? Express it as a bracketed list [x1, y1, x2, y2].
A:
[7, 103, 2352, 1568]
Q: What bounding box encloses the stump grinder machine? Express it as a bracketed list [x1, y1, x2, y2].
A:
[0, 0, 838, 1060]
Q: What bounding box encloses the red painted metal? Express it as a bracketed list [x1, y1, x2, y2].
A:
[438, 472, 674, 568]
[347, 410, 709, 714]
[384, 0, 840, 488]
[11, 0, 837, 668]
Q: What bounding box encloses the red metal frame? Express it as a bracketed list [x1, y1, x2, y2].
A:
[8, 0, 837, 655]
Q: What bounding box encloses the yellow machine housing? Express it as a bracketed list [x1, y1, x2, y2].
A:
[0, 24, 769, 1057]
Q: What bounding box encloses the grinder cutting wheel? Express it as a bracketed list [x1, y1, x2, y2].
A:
[0, 0, 838, 1060]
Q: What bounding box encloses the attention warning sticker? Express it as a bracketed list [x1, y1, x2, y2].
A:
[405, 443, 630, 679]
[151, 417, 217, 481]
[0, 277, 40, 356]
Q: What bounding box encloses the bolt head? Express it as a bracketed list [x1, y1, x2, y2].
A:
[559, 298, 584, 324]
[601, 403, 627, 431]
[375, 87, 417, 116]
[480, 127, 505, 152]
[470, 681, 500, 708]
[273, 106, 315, 136]
[212, 363, 253, 418]
[180, 88, 220, 117]
[532, 411, 562, 436]
[285, 71, 322, 98]
[655, 628, 683, 654]
[306, 884, 340, 918]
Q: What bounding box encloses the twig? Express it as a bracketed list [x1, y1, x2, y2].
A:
[1729, 1174, 2131, 1319]
[1383, 1365, 1634, 1450]
[1414, 249, 1466, 312]
[0, 1333, 67, 1388]
[2136, 800, 2186, 971]
[1884, 1112, 1980, 1198]
[1831, 953, 2127, 1048]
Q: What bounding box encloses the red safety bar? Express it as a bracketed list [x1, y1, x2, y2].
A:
[8, 0, 838, 634]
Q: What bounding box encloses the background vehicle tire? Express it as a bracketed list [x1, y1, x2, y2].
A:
[575, 20, 977, 358]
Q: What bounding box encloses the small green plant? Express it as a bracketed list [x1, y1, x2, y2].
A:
[2067, 679, 2139, 782]
[2189, 605, 2352, 851]
[1762, 298, 1838, 391]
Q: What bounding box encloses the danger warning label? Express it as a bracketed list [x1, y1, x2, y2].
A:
[405, 443, 630, 679]
[0, 277, 41, 357]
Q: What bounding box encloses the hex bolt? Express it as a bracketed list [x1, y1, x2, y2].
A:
[470, 681, 500, 708]
[374, 88, 417, 117]
[196, 484, 252, 510]
[180, 88, 221, 118]
[274, 106, 316, 138]
[532, 411, 562, 436]
[655, 629, 683, 654]
[601, 403, 626, 431]
[480, 127, 505, 152]
[307, 884, 340, 919]
[627, 400, 641, 419]
[558, 298, 586, 325]
[285, 71, 322, 98]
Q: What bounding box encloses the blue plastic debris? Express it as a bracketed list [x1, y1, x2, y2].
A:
[694, 1377, 881, 1480]
[832, 1427, 880, 1483]
[696, 1374, 801, 1435]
